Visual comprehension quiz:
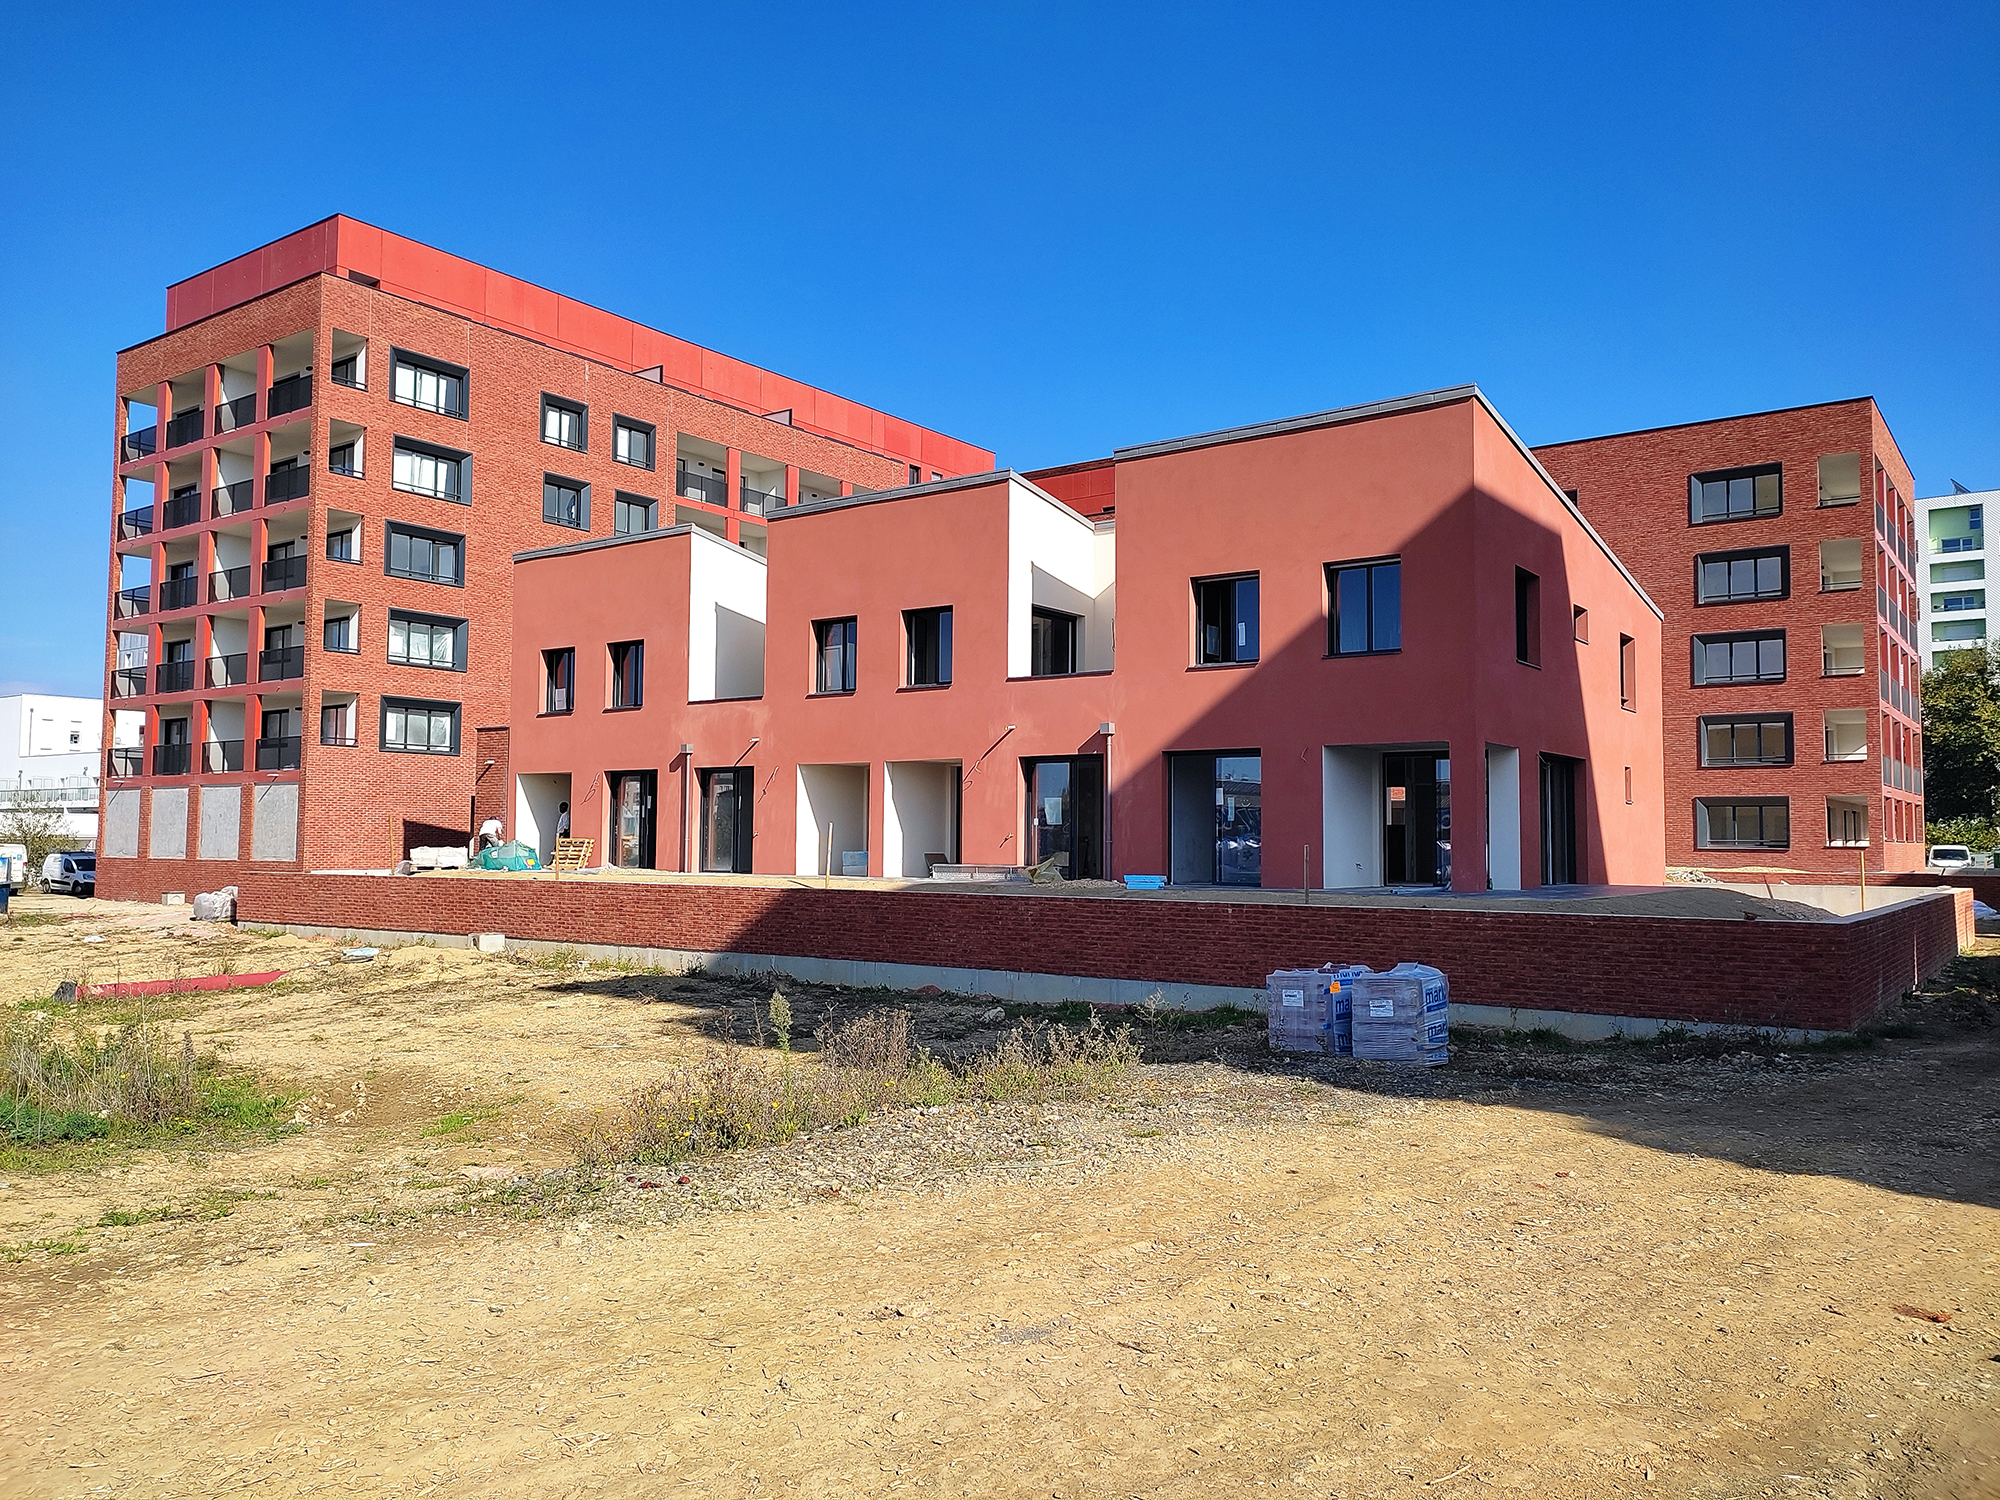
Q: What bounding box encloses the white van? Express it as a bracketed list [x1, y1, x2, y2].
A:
[1928, 844, 1974, 872]
[0, 844, 25, 891]
[42, 851, 95, 896]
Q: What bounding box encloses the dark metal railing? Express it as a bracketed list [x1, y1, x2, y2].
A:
[205, 653, 249, 688]
[267, 374, 312, 418]
[203, 740, 244, 773]
[255, 735, 301, 771]
[162, 490, 201, 530]
[154, 659, 195, 694]
[740, 482, 781, 516]
[320, 726, 356, 747]
[678, 467, 727, 507]
[211, 479, 253, 517]
[262, 555, 307, 593]
[209, 565, 252, 603]
[152, 742, 192, 776]
[118, 506, 154, 541]
[115, 585, 150, 618]
[330, 360, 363, 390]
[215, 393, 258, 432]
[164, 409, 204, 449]
[159, 575, 198, 611]
[122, 426, 157, 461]
[111, 667, 146, 699]
[265, 466, 310, 503]
[258, 645, 304, 682]
[107, 747, 143, 777]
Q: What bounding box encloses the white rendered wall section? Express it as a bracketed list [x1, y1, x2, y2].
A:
[1485, 745, 1523, 891]
[1322, 747, 1381, 888]
[1008, 479, 1115, 677]
[687, 533, 768, 701]
[884, 761, 957, 878]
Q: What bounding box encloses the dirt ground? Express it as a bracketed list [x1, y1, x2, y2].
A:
[0, 893, 1994, 1500]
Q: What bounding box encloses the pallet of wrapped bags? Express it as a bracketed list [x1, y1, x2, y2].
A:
[1266, 968, 1337, 1053]
[1350, 963, 1449, 1065]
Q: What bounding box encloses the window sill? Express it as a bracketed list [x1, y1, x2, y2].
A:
[1517, 658, 1541, 670]
[1695, 679, 1788, 688]
[613, 458, 655, 472]
[1009, 668, 1115, 683]
[1688, 513, 1783, 528]
[325, 646, 360, 656]
[1701, 762, 1794, 770]
[1696, 596, 1788, 607]
[538, 709, 574, 719]
[1819, 583, 1863, 593]
[604, 704, 643, 713]
[1826, 840, 1869, 848]
[1817, 497, 1862, 508]
[1322, 648, 1402, 659]
[1821, 669, 1865, 678]
[898, 683, 952, 693]
[326, 555, 360, 566]
[1620, 702, 1637, 713]
[1187, 660, 1258, 672]
[807, 690, 857, 699]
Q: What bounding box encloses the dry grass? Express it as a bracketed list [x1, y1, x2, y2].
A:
[571, 997, 1140, 1173]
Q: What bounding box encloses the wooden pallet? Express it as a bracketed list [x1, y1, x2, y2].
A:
[552, 838, 594, 873]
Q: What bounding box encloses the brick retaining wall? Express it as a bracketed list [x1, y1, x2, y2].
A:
[233, 875, 1974, 1033]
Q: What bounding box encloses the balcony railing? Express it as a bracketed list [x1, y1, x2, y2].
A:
[740, 482, 781, 516]
[111, 667, 146, 699]
[267, 373, 312, 418]
[107, 747, 143, 777]
[255, 735, 301, 771]
[203, 740, 244, 773]
[122, 426, 157, 462]
[258, 644, 305, 682]
[115, 585, 150, 618]
[209, 565, 252, 603]
[152, 742, 191, 776]
[164, 409, 204, 449]
[215, 393, 258, 432]
[678, 467, 727, 507]
[262, 555, 307, 593]
[1938, 534, 1984, 554]
[205, 653, 249, 688]
[212, 478, 253, 517]
[162, 490, 201, 530]
[118, 506, 154, 541]
[159, 575, 198, 611]
[319, 726, 357, 747]
[266, 466, 310, 503]
[154, 659, 195, 694]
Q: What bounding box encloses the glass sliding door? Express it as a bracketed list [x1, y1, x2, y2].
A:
[1167, 751, 1263, 886]
[609, 770, 656, 869]
[1382, 753, 1451, 887]
[1023, 755, 1104, 878]
[1539, 754, 1579, 885]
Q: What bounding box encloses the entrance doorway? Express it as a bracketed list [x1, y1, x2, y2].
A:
[1167, 752, 1262, 886]
[1023, 755, 1104, 879]
[699, 767, 753, 872]
[1383, 753, 1451, 887]
[1539, 754, 1579, 885]
[608, 770, 656, 869]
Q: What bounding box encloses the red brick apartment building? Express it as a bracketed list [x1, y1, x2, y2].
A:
[1536, 399, 1924, 876]
[98, 218, 993, 899]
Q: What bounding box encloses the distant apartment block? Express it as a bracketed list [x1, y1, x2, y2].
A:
[1537, 399, 1924, 874]
[0, 694, 105, 842]
[1917, 488, 1993, 668]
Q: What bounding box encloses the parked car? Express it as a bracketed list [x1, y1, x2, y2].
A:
[42, 851, 95, 896]
[0, 843, 25, 892]
[1927, 844, 1974, 872]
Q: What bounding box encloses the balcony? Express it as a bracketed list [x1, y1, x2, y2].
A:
[258, 645, 304, 682]
[164, 408, 204, 449]
[107, 747, 143, 778]
[209, 565, 252, 603]
[266, 466, 310, 504]
[161, 490, 201, 530]
[117, 506, 154, 541]
[111, 667, 146, 699]
[255, 735, 301, 771]
[159, 575, 198, 611]
[1938, 534, 1984, 555]
[115, 585, 150, 619]
[152, 742, 191, 776]
[740, 482, 782, 516]
[267, 373, 312, 419]
[215, 393, 258, 432]
[203, 740, 244, 774]
[122, 426, 157, 462]
[678, 467, 727, 507]
[154, 659, 195, 694]
[205, 652, 249, 688]
[319, 726, 356, 747]
[262, 555, 307, 593]
[212, 479, 253, 518]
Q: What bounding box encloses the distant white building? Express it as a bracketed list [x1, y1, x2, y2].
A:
[1918, 488, 1995, 670]
[0, 694, 103, 843]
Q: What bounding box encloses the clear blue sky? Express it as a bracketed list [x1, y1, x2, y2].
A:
[1, 1, 1993, 698]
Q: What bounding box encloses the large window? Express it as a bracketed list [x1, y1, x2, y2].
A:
[1030, 606, 1078, 677]
[814, 618, 857, 694]
[385, 523, 463, 586]
[1690, 463, 1781, 524]
[323, 609, 357, 653]
[613, 493, 657, 535]
[614, 418, 655, 470]
[391, 440, 467, 503]
[543, 476, 589, 530]
[390, 352, 465, 418]
[609, 640, 643, 708]
[1693, 630, 1785, 685]
[1696, 547, 1788, 604]
[387, 610, 466, 672]
[542, 395, 587, 452]
[1699, 715, 1792, 767]
[1515, 568, 1541, 666]
[1195, 574, 1259, 664]
[1327, 558, 1400, 655]
[381, 698, 460, 755]
[905, 607, 952, 687]
[544, 648, 574, 714]
[1695, 798, 1789, 850]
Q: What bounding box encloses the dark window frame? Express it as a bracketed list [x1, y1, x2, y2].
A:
[904, 606, 953, 687]
[1697, 713, 1795, 768]
[388, 348, 468, 420]
[1030, 606, 1080, 678]
[383, 521, 465, 587]
[1619, 633, 1636, 711]
[390, 435, 470, 504]
[813, 617, 858, 695]
[379, 696, 462, 756]
[541, 393, 588, 453]
[542, 474, 591, 531]
[612, 416, 656, 471]
[1689, 463, 1782, 526]
[1515, 568, 1541, 666]
[1694, 797, 1791, 850]
[612, 492, 658, 535]
[608, 639, 644, 709]
[1694, 545, 1791, 606]
[1692, 629, 1787, 687]
[323, 608, 359, 654]
[386, 608, 469, 674]
[1326, 557, 1401, 656]
[1194, 573, 1260, 665]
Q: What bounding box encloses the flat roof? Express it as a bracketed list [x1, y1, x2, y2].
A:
[766, 468, 1022, 521]
[513, 523, 763, 566]
[1533, 394, 1880, 450]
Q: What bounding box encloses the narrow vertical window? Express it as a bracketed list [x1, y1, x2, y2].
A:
[905, 607, 952, 686]
[1619, 634, 1636, 709]
[608, 641, 644, 708]
[544, 648, 574, 714]
[814, 618, 857, 694]
[1515, 569, 1541, 666]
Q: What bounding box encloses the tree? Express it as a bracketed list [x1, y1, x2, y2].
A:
[1921, 646, 2000, 824]
[0, 791, 76, 885]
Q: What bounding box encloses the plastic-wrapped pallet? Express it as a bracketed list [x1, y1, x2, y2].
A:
[1265, 968, 1336, 1053]
[1350, 962, 1450, 1065]
[1321, 964, 1371, 1056]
